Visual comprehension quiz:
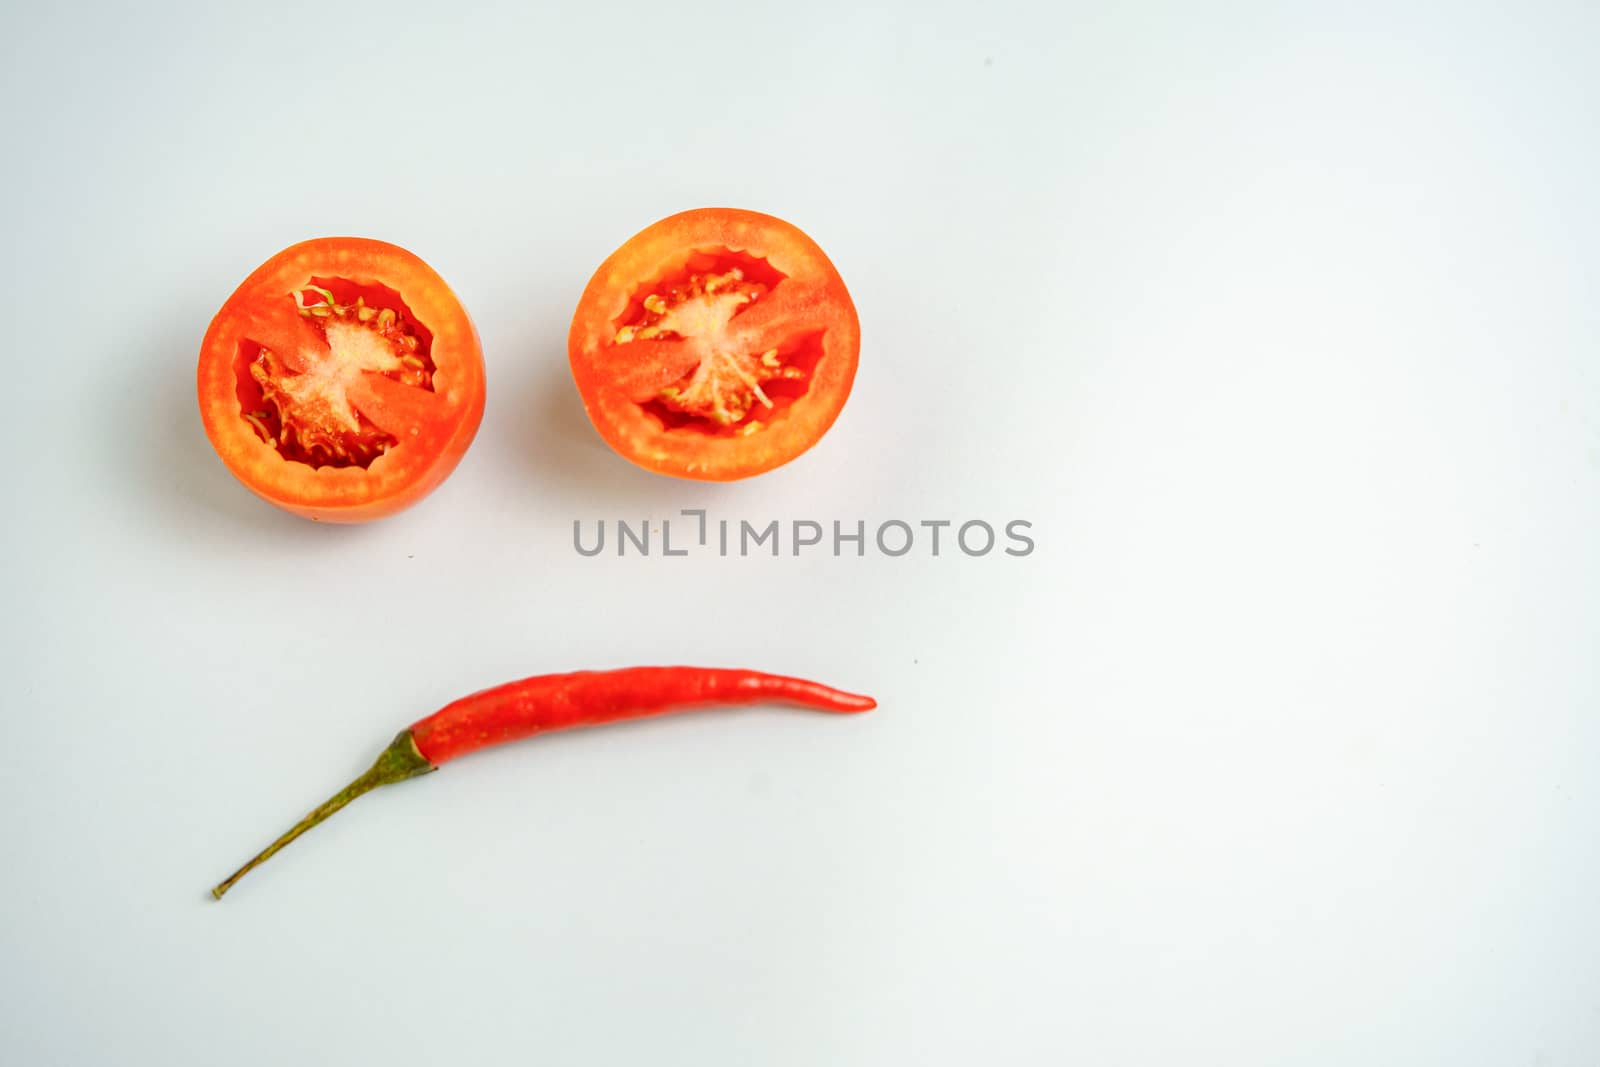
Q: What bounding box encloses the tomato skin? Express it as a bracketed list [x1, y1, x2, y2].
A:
[568, 208, 861, 481]
[197, 238, 486, 523]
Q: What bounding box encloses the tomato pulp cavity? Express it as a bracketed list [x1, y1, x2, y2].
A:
[568, 209, 861, 480]
[197, 238, 485, 522]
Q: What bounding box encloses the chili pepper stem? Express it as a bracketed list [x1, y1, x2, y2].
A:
[210, 730, 435, 900]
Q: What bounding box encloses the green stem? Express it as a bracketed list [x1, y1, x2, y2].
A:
[211, 730, 435, 900]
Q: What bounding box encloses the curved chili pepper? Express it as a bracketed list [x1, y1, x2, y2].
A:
[211, 667, 875, 899]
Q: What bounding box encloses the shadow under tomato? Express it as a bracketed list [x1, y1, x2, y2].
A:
[502, 348, 714, 513]
[123, 317, 374, 542]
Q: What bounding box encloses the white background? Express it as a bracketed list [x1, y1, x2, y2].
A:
[3, 2, 1597, 1063]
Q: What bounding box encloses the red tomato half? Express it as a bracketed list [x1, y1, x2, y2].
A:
[197, 238, 486, 522]
[568, 208, 861, 480]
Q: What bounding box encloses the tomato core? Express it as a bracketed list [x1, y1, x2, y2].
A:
[235, 280, 437, 469]
[616, 250, 817, 436]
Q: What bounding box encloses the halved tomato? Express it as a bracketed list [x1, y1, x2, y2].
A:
[568, 208, 861, 480]
[197, 238, 485, 522]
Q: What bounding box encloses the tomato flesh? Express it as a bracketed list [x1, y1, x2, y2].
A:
[198, 237, 484, 522]
[239, 285, 435, 468]
[569, 209, 860, 481]
[614, 254, 815, 435]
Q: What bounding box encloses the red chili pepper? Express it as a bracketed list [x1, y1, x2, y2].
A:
[211, 667, 875, 899]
